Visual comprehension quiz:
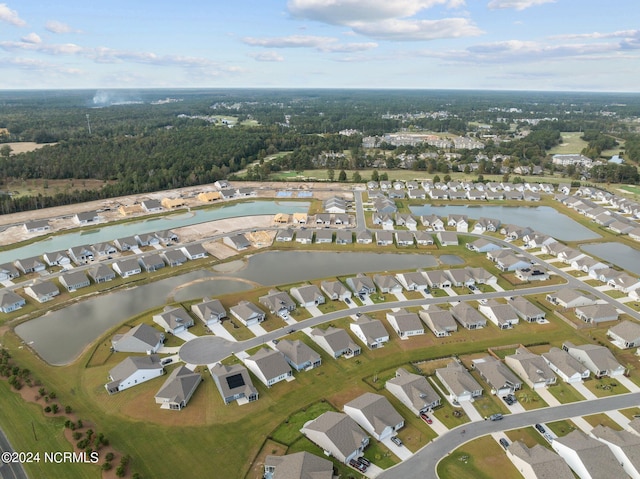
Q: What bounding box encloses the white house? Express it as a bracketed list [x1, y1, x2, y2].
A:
[244, 348, 292, 387]
[350, 315, 389, 349]
[105, 355, 164, 394]
[386, 309, 424, 339]
[552, 430, 628, 479]
[343, 392, 404, 441]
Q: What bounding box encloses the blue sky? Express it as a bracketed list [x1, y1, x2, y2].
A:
[0, 0, 638, 91]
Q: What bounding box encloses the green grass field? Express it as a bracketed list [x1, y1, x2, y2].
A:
[548, 132, 588, 155]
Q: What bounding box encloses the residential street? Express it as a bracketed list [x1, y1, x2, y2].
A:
[377, 392, 640, 479]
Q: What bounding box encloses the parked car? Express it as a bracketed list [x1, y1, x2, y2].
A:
[161, 358, 173, 365]
[390, 436, 403, 446]
[344, 297, 351, 304]
[357, 457, 371, 467]
[502, 394, 517, 405]
[499, 438, 509, 449]
[468, 284, 478, 292]
[488, 413, 503, 421]
[535, 423, 546, 434]
[349, 459, 366, 472]
[420, 413, 433, 425]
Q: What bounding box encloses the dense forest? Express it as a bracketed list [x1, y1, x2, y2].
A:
[0, 89, 639, 214]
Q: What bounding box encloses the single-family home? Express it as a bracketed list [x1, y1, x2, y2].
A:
[320, 280, 352, 301]
[24, 281, 59, 303]
[0, 290, 26, 313]
[436, 231, 458, 246]
[59, 270, 90, 292]
[14, 256, 46, 274]
[541, 347, 590, 383]
[290, 284, 325, 308]
[105, 355, 164, 394]
[259, 289, 296, 317]
[435, 360, 483, 403]
[386, 309, 424, 339]
[590, 425, 640, 479]
[608, 320, 640, 349]
[466, 238, 501, 254]
[508, 297, 546, 323]
[552, 430, 628, 479]
[113, 258, 142, 278]
[181, 244, 208, 260]
[230, 301, 266, 326]
[91, 242, 117, 258]
[356, 230, 372, 244]
[191, 297, 227, 326]
[138, 253, 165, 273]
[111, 323, 164, 354]
[244, 348, 292, 387]
[141, 199, 163, 212]
[608, 273, 640, 293]
[344, 392, 404, 441]
[419, 305, 458, 337]
[310, 326, 361, 359]
[373, 274, 403, 294]
[114, 236, 138, 252]
[315, 213, 332, 227]
[562, 341, 626, 378]
[153, 306, 195, 334]
[275, 339, 322, 372]
[395, 271, 429, 292]
[505, 347, 556, 389]
[496, 254, 531, 272]
[75, 211, 100, 225]
[154, 366, 202, 411]
[446, 268, 475, 288]
[314, 229, 333, 244]
[413, 231, 434, 246]
[23, 220, 50, 233]
[43, 251, 71, 267]
[67, 245, 95, 265]
[197, 191, 221, 203]
[210, 362, 259, 405]
[334, 214, 350, 227]
[447, 215, 469, 232]
[466, 267, 497, 285]
[395, 213, 418, 230]
[386, 368, 441, 415]
[162, 249, 188, 267]
[346, 274, 376, 296]
[301, 412, 369, 464]
[471, 356, 521, 396]
[264, 452, 335, 479]
[395, 231, 415, 247]
[575, 303, 619, 324]
[223, 234, 251, 251]
[87, 263, 116, 283]
[478, 300, 519, 329]
[472, 217, 501, 233]
[275, 229, 294, 242]
[451, 302, 487, 330]
[135, 233, 159, 247]
[421, 214, 444, 231]
[423, 270, 452, 289]
[350, 315, 389, 349]
[335, 230, 353, 245]
[376, 230, 394, 246]
[546, 288, 597, 308]
[296, 229, 314, 244]
[0, 263, 20, 281]
[507, 441, 576, 479]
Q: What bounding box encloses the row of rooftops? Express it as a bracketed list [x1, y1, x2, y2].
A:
[366, 179, 570, 194]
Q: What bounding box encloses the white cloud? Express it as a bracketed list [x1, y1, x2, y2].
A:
[351, 17, 482, 41]
[487, 0, 555, 10]
[0, 56, 81, 74]
[0, 40, 84, 55]
[45, 20, 80, 34]
[21, 33, 41, 44]
[288, 0, 464, 24]
[243, 34, 378, 52]
[0, 3, 25, 26]
[551, 30, 639, 41]
[249, 51, 285, 62]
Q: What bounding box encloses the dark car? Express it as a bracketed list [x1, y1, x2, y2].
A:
[535, 423, 546, 434]
[344, 297, 351, 304]
[390, 436, 403, 446]
[358, 457, 371, 467]
[349, 459, 366, 472]
[161, 358, 173, 365]
[499, 438, 509, 449]
[488, 413, 503, 421]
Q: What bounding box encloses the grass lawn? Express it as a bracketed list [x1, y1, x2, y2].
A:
[583, 413, 624, 430]
[437, 435, 521, 479]
[548, 132, 589, 155]
[605, 289, 628, 299]
[433, 402, 470, 429]
[582, 377, 630, 397]
[545, 419, 578, 437]
[270, 400, 336, 445]
[506, 427, 551, 449]
[514, 387, 548, 411]
[620, 407, 640, 419]
[546, 382, 586, 403]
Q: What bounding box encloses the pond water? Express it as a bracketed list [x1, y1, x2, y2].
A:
[408, 205, 599, 241]
[16, 251, 438, 365]
[581, 243, 640, 276]
[0, 200, 309, 264]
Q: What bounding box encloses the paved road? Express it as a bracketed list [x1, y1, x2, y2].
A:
[181, 282, 571, 365]
[0, 429, 28, 479]
[353, 189, 366, 232]
[378, 392, 640, 479]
